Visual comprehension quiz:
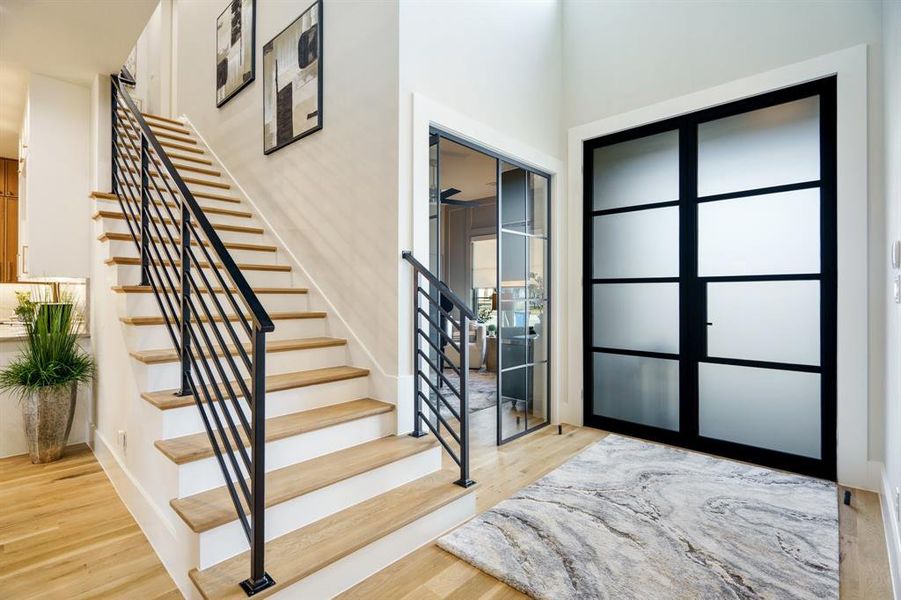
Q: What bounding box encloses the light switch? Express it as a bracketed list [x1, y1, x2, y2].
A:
[895, 275, 901, 304]
[893, 240, 901, 270]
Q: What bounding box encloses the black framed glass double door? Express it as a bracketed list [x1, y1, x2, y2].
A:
[583, 77, 837, 480]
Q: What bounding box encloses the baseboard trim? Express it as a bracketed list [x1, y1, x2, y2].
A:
[92, 430, 194, 598]
[880, 464, 901, 599]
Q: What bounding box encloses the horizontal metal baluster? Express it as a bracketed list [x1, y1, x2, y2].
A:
[185, 346, 253, 507]
[416, 408, 461, 465]
[185, 245, 255, 360]
[185, 234, 254, 339]
[416, 391, 461, 445]
[183, 356, 252, 541]
[416, 349, 462, 400]
[183, 280, 253, 439]
[418, 371, 462, 421]
[415, 307, 462, 355]
[184, 319, 252, 471]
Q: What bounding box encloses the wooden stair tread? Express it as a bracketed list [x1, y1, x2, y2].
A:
[137, 111, 184, 126]
[123, 165, 231, 190]
[189, 468, 472, 599]
[92, 210, 263, 234]
[150, 129, 197, 145]
[149, 121, 192, 136]
[130, 336, 346, 365]
[119, 147, 213, 166]
[117, 109, 191, 135]
[113, 284, 307, 295]
[105, 256, 290, 272]
[116, 180, 241, 204]
[173, 164, 221, 178]
[121, 311, 324, 326]
[98, 231, 277, 253]
[159, 398, 397, 470]
[142, 365, 369, 410]
[97, 194, 250, 217]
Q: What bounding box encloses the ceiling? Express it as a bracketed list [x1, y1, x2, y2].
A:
[0, 0, 158, 157]
[438, 139, 498, 201]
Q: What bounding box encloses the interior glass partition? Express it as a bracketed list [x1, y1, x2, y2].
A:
[428, 129, 552, 446]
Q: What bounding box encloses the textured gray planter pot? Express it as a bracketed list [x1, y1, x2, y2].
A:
[21, 383, 77, 463]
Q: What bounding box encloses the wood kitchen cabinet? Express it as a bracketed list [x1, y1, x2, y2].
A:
[0, 158, 18, 282]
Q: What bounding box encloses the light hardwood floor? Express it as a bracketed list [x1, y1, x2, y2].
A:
[341, 407, 894, 600]
[0, 444, 180, 600]
[0, 414, 893, 599]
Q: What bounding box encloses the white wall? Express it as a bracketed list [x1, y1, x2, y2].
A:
[131, 0, 173, 116]
[881, 0, 901, 591]
[173, 0, 401, 381]
[21, 73, 92, 280]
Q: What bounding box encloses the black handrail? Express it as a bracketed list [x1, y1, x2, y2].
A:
[402, 251, 474, 488]
[111, 74, 275, 595]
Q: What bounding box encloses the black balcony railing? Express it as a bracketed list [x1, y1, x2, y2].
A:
[402, 251, 474, 488]
[111, 74, 275, 596]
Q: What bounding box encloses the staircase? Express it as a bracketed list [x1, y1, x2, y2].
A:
[92, 79, 476, 598]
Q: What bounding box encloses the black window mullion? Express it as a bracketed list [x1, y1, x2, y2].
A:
[679, 123, 700, 439]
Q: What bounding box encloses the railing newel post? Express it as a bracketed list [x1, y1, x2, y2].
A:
[411, 270, 425, 438]
[240, 325, 276, 595]
[178, 196, 191, 397]
[110, 78, 118, 197]
[457, 312, 473, 488]
[140, 135, 150, 286]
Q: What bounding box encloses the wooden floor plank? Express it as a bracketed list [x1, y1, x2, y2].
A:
[0, 445, 179, 599]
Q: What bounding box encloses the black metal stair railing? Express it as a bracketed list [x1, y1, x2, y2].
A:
[402, 251, 475, 488]
[110, 74, 276, 596]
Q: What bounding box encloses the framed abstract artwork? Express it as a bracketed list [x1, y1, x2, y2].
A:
[263, 0, 322, 154]
[216, 0, 256, 108]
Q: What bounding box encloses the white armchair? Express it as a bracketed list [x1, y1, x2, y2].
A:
[445, 321, 487, 370]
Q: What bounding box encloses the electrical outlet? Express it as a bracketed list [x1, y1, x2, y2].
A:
[117, 429, 127, 453]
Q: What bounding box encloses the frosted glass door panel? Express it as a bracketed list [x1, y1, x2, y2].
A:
[699, 363, 821, 458]
[592, 207, 679, 279]
[593, 130, 680, 211]
[698, 96, 820, 197]
[707, 281, 820, 366]
[593, 353, 679, 430]
[593, 283, 679, 353]
[698, 188, 820, 277]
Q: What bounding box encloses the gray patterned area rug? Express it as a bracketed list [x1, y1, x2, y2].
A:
[438, 434, 838, 599]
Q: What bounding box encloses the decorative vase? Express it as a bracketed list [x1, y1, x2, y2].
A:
[21, 383, 77, 463]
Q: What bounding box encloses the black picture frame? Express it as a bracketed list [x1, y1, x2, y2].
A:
[262, 0, 323, 155]
[216, 0, 256, 109]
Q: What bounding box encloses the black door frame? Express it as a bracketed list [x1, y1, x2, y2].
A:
[582, 77, 837, 480]
[429, 127, 553, 446]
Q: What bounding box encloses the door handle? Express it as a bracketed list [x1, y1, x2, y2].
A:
[706, 322, 713, 326]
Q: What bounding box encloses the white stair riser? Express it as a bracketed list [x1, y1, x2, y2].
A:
[103, 239, 280, 265]
[159, 377, 370, 439]
[175, 412, 400, 498]
[196, 446, 442, 569]
[111, 263, 293, 288]
[135, 345, 348, 392]
[123, 317, 327, 351]
[266, 490, 476, 600]
[98, 216, 264, 245]
[120, 290, 308, 315]
[100, 200, 257, 229]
